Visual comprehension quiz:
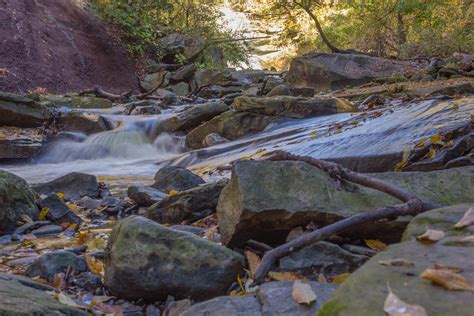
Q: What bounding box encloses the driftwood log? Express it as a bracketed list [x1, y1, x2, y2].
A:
[253, 151, 439, 283]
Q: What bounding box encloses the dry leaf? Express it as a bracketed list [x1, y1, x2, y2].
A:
[53, 273, 66, 289]
[168, 189, 178, 196]
[428, 147, 437, 159]
[317, 274, 327, 283]
[95, 302, 123, 316]
[20, 214, 34, 223]
[420, 268, 474, 291]
[383, 286, 427, 316]
[245, 251, 261, 278]
[379, 258, 414, 267]
[330, 273, 351, 283]
[56, 192, 64, 199]
[39, 207, 49, 221]
[58, 292, 85, 309]
[416, 229, 445, 242]
[292, 280, 317, 305]
[432, 263, 463, 273]
[454, 207, 474, 228]
[414, 138, 426, 148]
[365, 239, 387, 251]
[85, 254, 104, 275]
[430, 134, 445, 145]
[268, 271, 307, 282]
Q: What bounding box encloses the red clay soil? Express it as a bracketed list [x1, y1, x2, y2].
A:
[0, 0, 138, 94]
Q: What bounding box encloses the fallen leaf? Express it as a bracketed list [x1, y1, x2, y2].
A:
[168, 189, 178, 196]
[56, 192, 64, 199]
[378, 258, 414, 267]
[414, 138, 426, 148]
[416, 229, 445, 242]
[245, 250, 261, 278]
[420, 268, 474, 291]
[429, 147, 437, 159]
[450, 103, 460, 109]
[38, 207, 49, 221]
[317, 274, 327, 283]
[365, 239, 387, 251]
[268, 271, 307, 282]
[454, 207, 474, 228]
[95, 302, 123, 316]
[53, 273, 66, 289]
[58, 292, 85, 309]
[20, 214, 33, 223]
[85, 254, 104, 276]
[430, 134, 445, 146]
[383, 286, 427, 316]
[330, 273, 351, 283]
[292, 280, 317, 305]
[432, 263, 463, 273]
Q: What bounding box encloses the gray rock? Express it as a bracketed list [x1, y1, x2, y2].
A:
[167, 82, 190, 96]
[0, 273, 88, 315]
[41, 95, 112, 109]
[60, 110, 110, 134]
[31, 224, 63, 236]
[78, 196, 101, 209]
[286, 52, 407, 91]
[0, 92, 51, 128]
[104, 216, 244, 301]
[266, 84, 291, 97]
[263, 77, 285, 94]
[0, 170, 39, 235]
[181, 296, 262, 316]
[318, 204, 474, 316]
[203, 133, 229, 147]
[0, 234, 12, 245]
[33, 172, 99, 200]
[146, 304, 161, 316]
[171, 64, 197, 82]
[278, 241, 367, 276]
[127, 186, 167, 207]
[155, 89, 178, 105]
[341, 244, 377, 257]
[26, 250, 88, 282]
[147, 179, 228, 224]
[13, 221, 51, 235]
[0, 133, 44, 161]
[151, 166, 205, 193]
[72, 272, 102, 291]
[39, 195, 82, 225]
[170, 225, 204, 235]
[141, 71, 169, 92]
[216, 161, 474, 246]
[160, 33, 205, 62]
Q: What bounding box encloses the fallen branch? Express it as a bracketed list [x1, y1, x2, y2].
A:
[253, 151, 438, 283]
[79, 81, 164, 102]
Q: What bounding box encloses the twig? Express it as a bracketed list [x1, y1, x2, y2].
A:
[246, 239, 274, 252]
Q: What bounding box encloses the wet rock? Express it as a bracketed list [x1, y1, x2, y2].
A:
[160, 33, 205, 62]
[155, 89, 178, 105]
[141, 71, 169, 92]
[445, 153, 474, 169]
[0, 170, 39, 235]
[203, 133, 229, 147]
[39, 195, 82, 225]
[0, 235, 12, 245]
[13, 221, 51, 235]
[171, 64, 197, 82]
[41, 95, 112, 109]
[147, 179, 228, 224]
[190, 69, 227, 91]
[167, 82, 190, 96]
[26, 250, 88, 282]
[341, 244, 377, 257]
[186, 110, 277, 149]
[0, 92, 51, 127]
[151, 166, 205, 193]
[104, 216, 244, 301]
[31, 224, 63, 236]
[0, 273, 88, 315]
[170, 225, 204, 235]
[160, 101, 229, 133]
[132, 105, 162, 115]
[319, 204, 474, 316]
[278, 241, 367, 276]
[180, 296, 262, 316]
[60, 110, 110, 134]
[124, 100, 162, 115]
[78, 196, 101, 209]
[0, 127, 45, 161]
[33, 172, 99, 200]
[216, 161, 474, 246]
[232, 95, 356, 118]
[127, 186, 167, 207]
[229, 69, 266, 84]
[72, 272, 103, 292]
[146, 304, 161, 316]
[286, 52, 407, 91]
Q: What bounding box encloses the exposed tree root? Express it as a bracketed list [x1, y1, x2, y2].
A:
[253, 151, 439, 283]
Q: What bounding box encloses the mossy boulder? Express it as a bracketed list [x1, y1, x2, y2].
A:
[104, 216, 244, 301]
[41, 95, 112, 109]
[318, 204, 474, 316]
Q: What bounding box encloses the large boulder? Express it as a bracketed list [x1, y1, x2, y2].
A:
[159, 101, 229, 133]
[38, 195, 82, 225]
[26, 250, 88, 282]
[127, 186, 167, 207]
[186, 111, 278, 149]
[0, 127, 45, 161]
[0, 170, 39, 235]
[60, 110, 110, 134]
[285, 52, 407, 91]
[104, 216, 244, 301]
[216, 161, 474, 246]
[147, 179, 228, 224]
[151, 166, 205, 193]
[140, 71, 170, 92]
[160, 33, 205, 62]
[232, 95, 356, 118]
[32, 172, 99, 200]
[0, 273, 88, 315]
[318, 204, 474, 316]
[171, 64, 197, 82]
[0, 92, 50, 127]
[41, 95, 112, 108]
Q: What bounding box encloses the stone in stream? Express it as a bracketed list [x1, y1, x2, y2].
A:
[0, 92, 51, 128]
[146, 179, 229, 224]
[72, 272, 103, 292]
[0, 273, 88, 315]
[127, 186, 167, 207]
[104, 216, 244, 301]
[232, 95, 356, 118]
[60, 110, 110, 134]
[30, 224, 63, 236]
[318, 204, 474, 316]
[151, 166, 205, 193]
[181, 281, 338, 316]
[217, 161, 474, 246]
[0, 126, 46, 161]
[0, 170, 39, 235]
[285, 52, 408, 91]
[278, 241, 367, 276]
[140, 70, 170, 92]
[26, 250, 88, 282]
[40, 95, 112, 108]
[32, 172, 100, 200]
[39, 195, 82, 225]
[203, 133, 229, 147]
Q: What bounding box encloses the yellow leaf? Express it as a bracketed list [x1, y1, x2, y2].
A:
[383, 286, 428, 316]
[450, 103, 459, 109]
[242, 155, 251, 161]
[245, 250, 261, 278]
[20, 214, 34, 223]
[330, 273, 351, 284]
[292, 280, 317, 305]
[168, 189, 178, 196]
[432, 263, 463, 273]
[66, 203, 78, 213]
[56, 192, 64, 199]
[420, 268, 474, 291]
[414, 138, 426, 148]
[85, 254, 104, 276]
[39, 207, 49, 221]
[429, 147, 437, 159]
[454, 207, 474, 228]
[430, 134, 444, 145]
[378, 258, 414, 267]
[365, 239, 387, 251]
[86, 236, 106, 252]
[268, 271, 307, 282]
[416, 229, 445, 243]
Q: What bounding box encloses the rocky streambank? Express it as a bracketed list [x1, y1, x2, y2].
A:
[0, 51, 473, 315]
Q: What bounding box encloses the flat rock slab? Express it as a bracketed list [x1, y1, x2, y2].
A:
[317, 204, 474, 316]
[33, 172, 99, 200]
